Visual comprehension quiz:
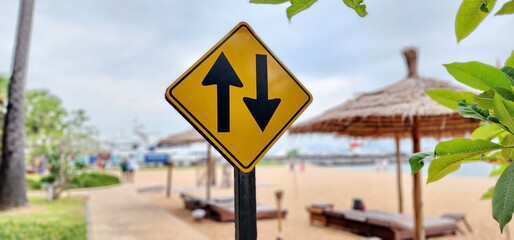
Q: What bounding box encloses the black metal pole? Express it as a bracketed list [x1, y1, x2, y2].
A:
[234, 168, 257, 240]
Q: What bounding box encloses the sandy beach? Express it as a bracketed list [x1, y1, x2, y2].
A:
[137, 164, 507, 240]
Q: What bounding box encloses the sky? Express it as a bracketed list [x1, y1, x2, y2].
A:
[0, 0, 513, 155]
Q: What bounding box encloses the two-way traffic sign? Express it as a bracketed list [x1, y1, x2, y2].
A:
[165, 22, 312, 172]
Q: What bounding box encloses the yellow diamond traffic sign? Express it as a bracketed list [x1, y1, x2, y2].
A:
[165, 22, 312, 172]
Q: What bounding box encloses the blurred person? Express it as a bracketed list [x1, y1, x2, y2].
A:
[96, 158, 103, 170]
[120, 158, 129, 182]
[127, 154, 138, 182]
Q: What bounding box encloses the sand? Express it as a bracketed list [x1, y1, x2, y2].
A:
[137, 164, 508, 240]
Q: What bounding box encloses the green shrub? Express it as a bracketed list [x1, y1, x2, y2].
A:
[27, 172, 120, 190]
[69, 172, 120, 189]
[25, 175, 42, 190]
[40, 175, 55, 184]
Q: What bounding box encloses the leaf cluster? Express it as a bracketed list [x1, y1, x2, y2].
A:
[0, 86, 99, 199]
[250, 0, 366, 20]
[249, 0, 513, 42]
[456, 0, 514, 42]
[409, 51, 514, 231]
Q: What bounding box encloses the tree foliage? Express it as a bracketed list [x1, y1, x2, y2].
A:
[23, 90, 98, 199]
[250, 0, 513, 42]
[409, 51, 514, 231]
[0, 84, 98, 200]
[250, 0, 366, 19]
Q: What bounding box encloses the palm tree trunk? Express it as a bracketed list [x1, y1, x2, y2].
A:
[0, 0, 35, 210]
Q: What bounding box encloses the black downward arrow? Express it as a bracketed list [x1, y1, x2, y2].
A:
[244, 54, 281, 131]
[202, 52, 243, 132]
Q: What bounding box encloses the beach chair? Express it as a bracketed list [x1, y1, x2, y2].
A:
[306, 203, 333, 226]
[361, 210, 458, 240]
[180, 192, 207, 210]
[180, 192, 287, 222]
[209, 200, 288, 222]
[306, 206, 327, 225]
[306, 203, 463, 240]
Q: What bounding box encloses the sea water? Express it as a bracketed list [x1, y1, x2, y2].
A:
[337, 161, 496, 179]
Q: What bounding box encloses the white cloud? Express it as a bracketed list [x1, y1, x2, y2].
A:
[298, 74, 367, 120]
[1, 0, 513, 151]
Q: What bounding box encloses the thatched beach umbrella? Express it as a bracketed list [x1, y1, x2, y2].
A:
[157, 129, 205, 146]
[290, 48, 479, 240]
[157, 129, 216, 200]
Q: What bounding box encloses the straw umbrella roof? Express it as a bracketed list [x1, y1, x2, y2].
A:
[290, 49, 479, 138]
[156, 129, 205, 147]
[156, 128, 216, 199]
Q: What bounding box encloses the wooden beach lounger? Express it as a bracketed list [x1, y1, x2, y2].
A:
[180, 192, 287, 222]
[306, 205, 465, 240]
[209, 201, 288, 222]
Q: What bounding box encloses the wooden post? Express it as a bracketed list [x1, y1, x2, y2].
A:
[166, 162, 173, 198]
[209, 146, 216, 185]
[275, 190, 284, 232]
[395, 136, 404, 213]
[412, 116, 424, 240]
[234, 168, 257, 240]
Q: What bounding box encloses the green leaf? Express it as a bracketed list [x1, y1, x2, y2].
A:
[475, 89, 495, 109]
[495, 0, 514, 15]
[409, 152, 433, 174]
[250, 0, 289, 3]
[428, 138, 504, 183]
[444, 62, 512, 91]
[493, 93, 514, 132]
[455, 0, 497, 42]
[493, 162, 514, 231]
[471, 124, 505, 140]
[489, 115, 502, 125]
[425, 89, 476, 111]
[481, 186, 494, 200]
[506, 51, 514, 68]
[475, 88, 514, 109]
[502, 134, 514, 159]
[457, 100, 490, 120]
[286, 0, 318, 20]
[501, 66, 514, 86]
[491, 164, 509, 177]
[342, 0, 367, 17]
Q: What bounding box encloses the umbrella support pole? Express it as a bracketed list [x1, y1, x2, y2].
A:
[412, 116, 425, 240]
[395, 136, 403, 213]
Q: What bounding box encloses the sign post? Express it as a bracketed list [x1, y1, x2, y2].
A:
[234, 169, 257, 240]
[165, 22, 311, 239]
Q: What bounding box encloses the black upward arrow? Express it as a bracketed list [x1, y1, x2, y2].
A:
[244, 54, 281, 131]
[202, 52, 243, 132]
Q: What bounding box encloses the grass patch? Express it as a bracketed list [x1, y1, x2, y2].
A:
[0, 196, 87, 240]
